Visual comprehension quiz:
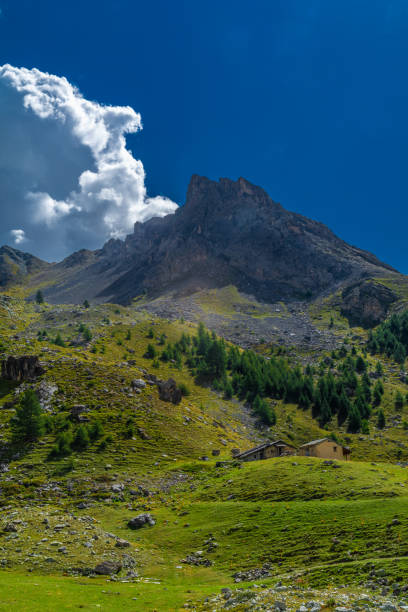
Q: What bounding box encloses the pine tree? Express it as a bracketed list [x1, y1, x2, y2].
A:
[377, 408, 386, 429]
[355, 356, 366, 373]
[224, 380, 233, 400]
[252, 395, 276, 426]
[299, 392, 310, 410]
[35, 289, 44, 304]
[395, 390, 404, 410]
[83, 299, 90, 309]
[89, 420, 104, 441]
[319, 398, 331, 427]
[394, 342, 406, 364]
[337, 391, 351, 426]
[373, 383, 382, 406]
[11, 390, 44, 444]
[361, 419, 370, 435]
[72, 425, 90, 450]
[347, 404, 362, 433]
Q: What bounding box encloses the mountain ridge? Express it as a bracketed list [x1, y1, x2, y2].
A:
[0, 175, 400, 308]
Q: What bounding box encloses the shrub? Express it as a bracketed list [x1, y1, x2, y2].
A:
[54, 333, 65, 347]
[89, 420, 104, 441]
[98, 434, 112, 451]
[49, 431, 73, 458]
[179, 382, 190, 397]
[123, 424, 135, 439]
[144, 343, 156, 359]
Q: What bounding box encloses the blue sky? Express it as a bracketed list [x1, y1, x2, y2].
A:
[0, 0, 407, 267]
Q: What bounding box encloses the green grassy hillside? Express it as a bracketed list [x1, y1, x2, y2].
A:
[1, 288, 408, 609]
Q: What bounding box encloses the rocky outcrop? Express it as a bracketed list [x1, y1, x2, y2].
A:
[127, 513, 156, 529]
[157, 378, 182, 404]
[16, 175, 399, 305]
[94, 560, 122, 575]
[1, 356, 44, 381]
[70, 404, 90, 422]
[341, 280, 398, 327]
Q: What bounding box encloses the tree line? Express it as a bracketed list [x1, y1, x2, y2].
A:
[145, 323, 388, 432]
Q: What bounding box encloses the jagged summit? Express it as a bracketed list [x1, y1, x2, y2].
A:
[0, 176, 399, 305]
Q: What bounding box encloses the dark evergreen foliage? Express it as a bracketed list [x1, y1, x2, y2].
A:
[367, 312, 408, 363]
[11, 390, 44, 444]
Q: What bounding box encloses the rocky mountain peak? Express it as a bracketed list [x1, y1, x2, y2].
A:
[184, 175, 283, 218]
[3, 175, 400, 307]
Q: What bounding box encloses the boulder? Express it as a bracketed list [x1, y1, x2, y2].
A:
[127, 513, 156, 529]
[115, 539, 131, 548]
[1, 356, 44, 381]
[157, 378, 182, 404]
[131, 378, 146, 389]
[94, 560, 122, 575]
[70, 405, 90, 422]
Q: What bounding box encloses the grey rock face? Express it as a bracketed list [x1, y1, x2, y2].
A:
[1, 356, 44, 381]
[341, 279, 398, 327]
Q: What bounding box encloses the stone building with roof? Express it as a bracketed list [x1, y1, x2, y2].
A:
[236, 440, 296, 462]
[298, 438, 351, 461]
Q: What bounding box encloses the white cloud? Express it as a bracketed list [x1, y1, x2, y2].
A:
[0, 64, 178, 260]
[10, 229, 26, 245]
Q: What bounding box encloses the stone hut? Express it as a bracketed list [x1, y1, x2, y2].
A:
[298, 438, 351, 461]
[236, 440, 296, 462]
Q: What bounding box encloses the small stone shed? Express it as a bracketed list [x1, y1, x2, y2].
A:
[298, 438, 351, 461]
[236, 440, 296, 462]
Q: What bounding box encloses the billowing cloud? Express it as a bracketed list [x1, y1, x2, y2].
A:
[0, 64, 178, 260]
[10, 229, 26, 245]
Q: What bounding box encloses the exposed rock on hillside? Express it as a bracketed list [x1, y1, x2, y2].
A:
[157, 378, 182, 404]
[1, 355, 44, 381]
[341, 280, 398, 327]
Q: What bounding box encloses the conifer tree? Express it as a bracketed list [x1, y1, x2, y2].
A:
[72, 425, 90, 450]
[395, 390, 404, 410]
[347, 404, 362, 433]
[11, 390, 44, 444]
